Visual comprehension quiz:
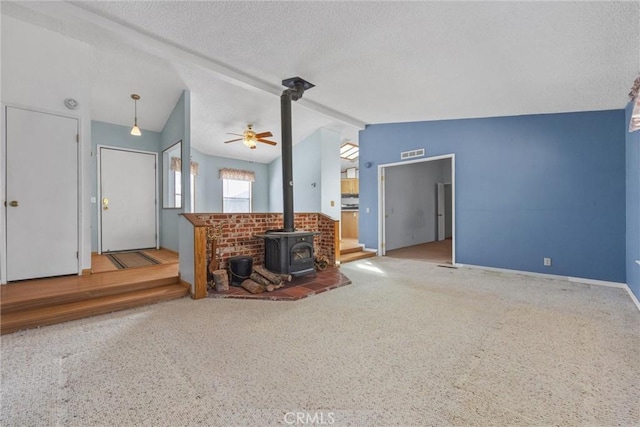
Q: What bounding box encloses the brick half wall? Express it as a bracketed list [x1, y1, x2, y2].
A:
[195, 213, 339, 270]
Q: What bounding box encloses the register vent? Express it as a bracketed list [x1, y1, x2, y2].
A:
[400, 148, 425, 160]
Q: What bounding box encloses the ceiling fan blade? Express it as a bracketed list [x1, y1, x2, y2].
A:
[224, 138, 243, 143]
[257, 139, 278, 146]
[254, 131, 273, 138]
[226, 133, 244, 137]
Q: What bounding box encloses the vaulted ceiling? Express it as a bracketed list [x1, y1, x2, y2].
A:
[4, 1, 639, 164]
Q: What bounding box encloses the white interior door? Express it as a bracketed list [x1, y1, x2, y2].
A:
[5, 107, 78, 281]
[100, 147, 157, 252]
[437, 182, 445, 241]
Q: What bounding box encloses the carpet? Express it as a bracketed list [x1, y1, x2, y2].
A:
[106, 251, 160, 269]
[1, 257, 638, 426]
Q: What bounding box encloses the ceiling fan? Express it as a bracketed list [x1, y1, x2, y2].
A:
[224, 124, 277, 150]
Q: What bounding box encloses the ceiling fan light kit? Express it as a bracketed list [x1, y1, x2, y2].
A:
[224, 123, 277, 149]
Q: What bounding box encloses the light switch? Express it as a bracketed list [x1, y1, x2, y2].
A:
[331, 200, 335, 207]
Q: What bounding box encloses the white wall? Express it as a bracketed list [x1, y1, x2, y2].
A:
[1, 15, 93, 271]
[384, 158, 451, 251]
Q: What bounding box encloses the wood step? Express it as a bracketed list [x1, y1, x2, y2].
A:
[340, 250, 377, 263]
[1, 264, 179, 313]
[340, 245, 365, 255]
[1, 284, 188, 335]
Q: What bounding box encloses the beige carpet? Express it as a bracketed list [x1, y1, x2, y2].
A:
[1, 257, 638, 426]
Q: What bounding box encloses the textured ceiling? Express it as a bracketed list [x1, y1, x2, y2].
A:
[5, 1, 639, 165]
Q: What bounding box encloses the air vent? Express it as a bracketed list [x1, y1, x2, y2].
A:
[400, 148, 425, 160]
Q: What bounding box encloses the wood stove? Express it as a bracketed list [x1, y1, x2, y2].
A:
[257, 77, 318, 278]
[259, 230, 318, 276]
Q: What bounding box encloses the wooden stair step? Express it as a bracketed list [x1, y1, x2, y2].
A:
[1, 264, 179, 313]
[1, 284, 188, 335]
[340, 245, 365, 255]
[340, 250, 376, 263]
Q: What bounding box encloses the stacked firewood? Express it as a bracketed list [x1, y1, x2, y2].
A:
[240, 265, 292, 294]
[210, 265, 292, 294]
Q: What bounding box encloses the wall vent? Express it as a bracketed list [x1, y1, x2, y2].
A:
[400, 148, 425, 160]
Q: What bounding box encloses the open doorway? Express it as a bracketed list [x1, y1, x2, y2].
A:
[378, 154, 455, 265]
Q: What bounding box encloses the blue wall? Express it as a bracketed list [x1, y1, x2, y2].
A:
[626, 102, 640, 299]
[160, 91, 190, 252]
[269, 127, 341, 219]
[192, 148, 270, 213]
[360, 110, 626, 283]
[269, 130, 322, 213]
[90, 121, 162, 252]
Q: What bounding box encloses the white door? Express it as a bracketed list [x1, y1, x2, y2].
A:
[5, 107, 79, 281]
[100, 147, 157, 252]
[437, 182, 445, 241]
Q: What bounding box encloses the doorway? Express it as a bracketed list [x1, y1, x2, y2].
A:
[378, 154, 455, 264]
[98, 146, 158, 253]
[3, 106, 79, 282]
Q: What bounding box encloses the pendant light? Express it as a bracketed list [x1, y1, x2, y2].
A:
[130, 94, 142, 136]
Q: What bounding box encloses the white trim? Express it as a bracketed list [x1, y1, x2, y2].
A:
[97, 145, 159, 254]
[1, 105, 7, 284]
[378, 153, 455, 264]
[1, 104, 82, 283]
[456, 263, 639, 311]
[625, 287, 640, 311]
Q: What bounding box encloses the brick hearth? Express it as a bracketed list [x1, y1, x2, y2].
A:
[208, 267, 350, 301]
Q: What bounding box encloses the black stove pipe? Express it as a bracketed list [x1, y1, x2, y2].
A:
[280, 79, 311, 232]
[280, 90, 295, 232]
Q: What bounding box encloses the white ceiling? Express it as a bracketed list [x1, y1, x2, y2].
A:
[4, 1, 639, 165]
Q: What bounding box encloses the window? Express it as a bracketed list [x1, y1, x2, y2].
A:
[223, 179, 252, 212]
[174, 170, 182, 207]
[220, 168, 255, 213]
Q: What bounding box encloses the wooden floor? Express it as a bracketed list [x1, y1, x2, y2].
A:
[385, 239, 452, 264]
[91, 248, 179, 273]
[1, 250, 184, 334]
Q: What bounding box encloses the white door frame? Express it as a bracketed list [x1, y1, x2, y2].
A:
[378, 153, 456, 264]
[97, 145, 159, 254]
[1, 103, 82, 284]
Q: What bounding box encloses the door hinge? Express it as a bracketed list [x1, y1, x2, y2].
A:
[381, 176, 384, 181]
[76, 134, 80, 143]
[76, 251, 79, 259]
[381, 242, 385, 248]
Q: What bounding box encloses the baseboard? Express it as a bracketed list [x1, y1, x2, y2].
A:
[455, 263, 639, 311]
[179, 275, 194, 297]
[624, 286, 640, 311]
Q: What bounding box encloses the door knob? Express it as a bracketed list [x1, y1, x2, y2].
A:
[102, 198, 109, 210]
[8, 200, 19, 207]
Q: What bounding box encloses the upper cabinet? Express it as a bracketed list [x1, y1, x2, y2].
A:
[341, 178, 359, 194]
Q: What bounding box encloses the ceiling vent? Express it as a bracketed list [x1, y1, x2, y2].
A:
[400, 148, 425, 160]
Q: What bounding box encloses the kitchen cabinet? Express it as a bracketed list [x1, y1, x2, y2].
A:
[341, 178, 359, 194]
[341, 211, 359, 239]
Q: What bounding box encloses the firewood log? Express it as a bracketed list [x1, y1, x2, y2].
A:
[249, 272, 277, 292]
[254, 265, 286, 285]
[240, 279, 265, 294]
[276, 273, 293, 282]
[212, 269, 229, 292]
